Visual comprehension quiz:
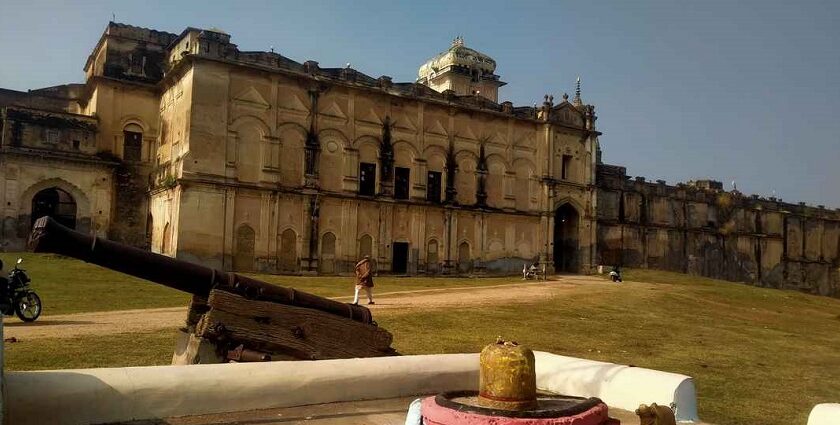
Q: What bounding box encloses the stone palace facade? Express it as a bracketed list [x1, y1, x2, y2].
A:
[0, 22, 837, 296]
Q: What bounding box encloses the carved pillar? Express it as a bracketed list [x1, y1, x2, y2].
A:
[306, 195, 320, 271]
[443, 208, 455, 274]
[445, 137, 458, 204]
[476, 143, 488, 208]
[304, 90, 321, 188]
[379, 116, 394, 196]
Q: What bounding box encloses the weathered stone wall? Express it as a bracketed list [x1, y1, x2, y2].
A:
[0, 106, 114, 250]
[596, 164, 840, 297]
[171, 181, 545, 276]
[153, 35, 600, 275]
[0, 157, 113, 251]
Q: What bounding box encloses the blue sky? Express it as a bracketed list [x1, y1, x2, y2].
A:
[2, 0, 838, 207]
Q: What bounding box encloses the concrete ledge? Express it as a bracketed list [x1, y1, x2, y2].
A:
[534, 351, 699, 422]
[808, 404, 840, 425]
[5, 354, 478, 425]
[5, 352, 700, 425]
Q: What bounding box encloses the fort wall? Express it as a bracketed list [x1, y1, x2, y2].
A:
[596, 164, 840, 296]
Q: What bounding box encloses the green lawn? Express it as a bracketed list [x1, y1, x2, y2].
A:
[1, 253, 523, 315]
[3, 254, 839, 425]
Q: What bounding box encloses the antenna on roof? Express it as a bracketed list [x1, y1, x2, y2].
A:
[112, 12, 116, 22]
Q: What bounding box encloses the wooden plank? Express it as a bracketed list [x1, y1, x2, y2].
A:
[196, 289, 395, 360]
[185, 294, 209, 331]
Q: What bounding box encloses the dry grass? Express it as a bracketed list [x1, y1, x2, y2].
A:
[2, 253, 527, 315]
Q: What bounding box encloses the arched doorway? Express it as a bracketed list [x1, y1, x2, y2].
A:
[426, 239, 439, 274]
[233, 225, 256, 271]
[554, 203, 580, 272]
[278, 228, 298, 272]
[319, 232, 336, 274]
[123, 123, 144, 162]
[31, 188, 77, 229]
[457, 241, 472, 274]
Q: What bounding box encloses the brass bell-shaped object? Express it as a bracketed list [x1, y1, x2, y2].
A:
[477, 337, 538, 411]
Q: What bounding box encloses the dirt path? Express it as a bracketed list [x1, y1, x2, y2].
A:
[3, 275, 609, 340]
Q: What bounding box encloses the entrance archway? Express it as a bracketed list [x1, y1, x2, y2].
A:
[31, 188, 77, 229]
[553, 203, 580, 272]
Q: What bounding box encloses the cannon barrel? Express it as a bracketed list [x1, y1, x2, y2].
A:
[29, 216, 373, 324]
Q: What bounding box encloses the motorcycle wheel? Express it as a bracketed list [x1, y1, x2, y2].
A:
[611, 275, 618, 282]
[15, 292, 42, 322]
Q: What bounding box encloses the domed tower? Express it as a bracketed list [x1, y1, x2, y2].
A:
[417, 36, 506, 103]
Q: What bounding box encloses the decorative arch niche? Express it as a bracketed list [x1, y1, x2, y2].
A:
[278, 228, 298, 272]
[234, 224, 256, 271]
[319, 232, 337, 274]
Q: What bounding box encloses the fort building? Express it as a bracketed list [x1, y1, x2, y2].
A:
[1, 23, 599, 277]
[0, 22, 837, 296]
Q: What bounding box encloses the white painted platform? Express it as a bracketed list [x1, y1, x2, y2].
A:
[808, 403, 840, 425]
[3, 351, 700, 425]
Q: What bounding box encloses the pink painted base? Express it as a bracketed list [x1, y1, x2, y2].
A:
[421, 396, 617, 425]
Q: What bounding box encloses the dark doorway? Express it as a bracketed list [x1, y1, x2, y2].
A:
[553, 203, 579, 272]
[124, 130, 143, 161]
[427, 171, 442, 203]
[31, 188, 77, 229]
[394, 167, 410, 200]
[359, 162, 376, 196]
[392, 242, 409, 274]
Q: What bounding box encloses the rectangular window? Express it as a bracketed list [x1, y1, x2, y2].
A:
[46, 129, 60, 144]
[427, 171, 442, 203]
[394, 167, 410, 200]
[561, 155, 572, 180]
[359, 162, 376, 196]
[124, 131, 143, 162]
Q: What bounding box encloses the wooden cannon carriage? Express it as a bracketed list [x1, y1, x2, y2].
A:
[29, 216, 395, 364]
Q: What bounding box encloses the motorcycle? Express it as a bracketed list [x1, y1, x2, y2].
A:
[609, 268, 622, 283]
[522, 263, 543, 280]
[1, 258, 42, 322]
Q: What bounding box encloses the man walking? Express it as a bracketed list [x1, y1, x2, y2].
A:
[353, 255, 375, 305]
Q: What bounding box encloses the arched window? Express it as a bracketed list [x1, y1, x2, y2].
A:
[319, 232, 337, 274]
[359, 234, 373, 258]
[123, 123, 143, 162]
[234, 224, 256, 271]
[31, 187, 76, 229]
[278, 228, 298, 272]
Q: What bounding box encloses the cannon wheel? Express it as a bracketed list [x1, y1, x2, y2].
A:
[15, 292, 42, 322]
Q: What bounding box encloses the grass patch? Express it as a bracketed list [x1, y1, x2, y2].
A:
[2, 253, 190, 315]
[2, 253, 524, 315]
[4, 330, 175, 371]
[4, 260, 839, 425]
[378, 270, 840, 425]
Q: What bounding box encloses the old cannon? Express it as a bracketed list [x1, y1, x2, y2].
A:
[29, 216, 395, 363]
